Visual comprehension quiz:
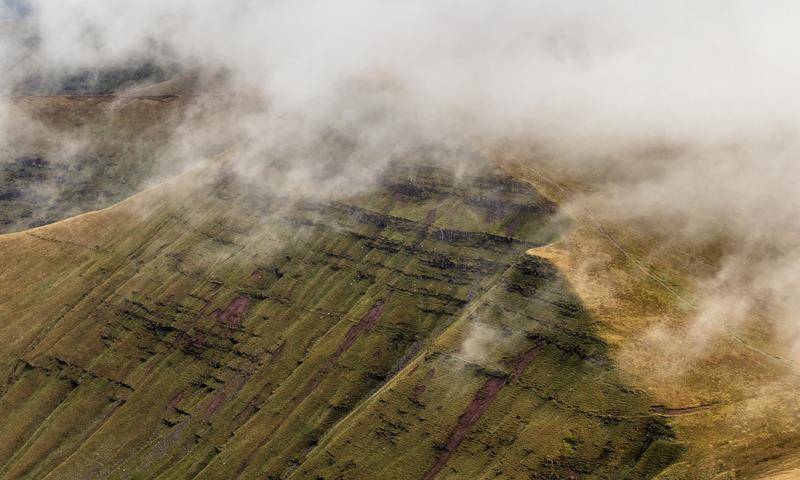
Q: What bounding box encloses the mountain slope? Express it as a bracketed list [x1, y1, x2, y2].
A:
[501, 160, 800, 480]
[0, 158, 680, 479]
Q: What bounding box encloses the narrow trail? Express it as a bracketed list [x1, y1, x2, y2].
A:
[649, 402, 718, 417]
[495, 152, 792, 368]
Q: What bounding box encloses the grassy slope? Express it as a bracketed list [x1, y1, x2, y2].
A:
[0, 157, 679, 479]
[3, 91, 799, 478]
[500, 160, 800, 480]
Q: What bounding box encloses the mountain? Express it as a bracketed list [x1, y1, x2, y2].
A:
[0, 148, 685, 478]
[2, 85, 800, 480]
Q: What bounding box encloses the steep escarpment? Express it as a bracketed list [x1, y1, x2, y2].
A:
[0, 160, 679, 479]
[291, 256, 681, 480]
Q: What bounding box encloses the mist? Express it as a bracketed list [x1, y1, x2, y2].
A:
[6, 1, 800, 363]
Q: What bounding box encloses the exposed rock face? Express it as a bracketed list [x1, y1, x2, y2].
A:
[0, 162, 680, 479]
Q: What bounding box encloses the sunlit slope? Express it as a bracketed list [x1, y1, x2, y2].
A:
[501, 160, 800, 480]
[0, 161, 678, 479]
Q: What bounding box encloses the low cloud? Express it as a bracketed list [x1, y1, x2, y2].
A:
[460, 322, 503, 365]
[5, 1, 800, 363]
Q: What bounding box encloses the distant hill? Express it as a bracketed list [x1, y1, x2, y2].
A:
[14, 62, 174, 96]
[0, 94, 184, 234]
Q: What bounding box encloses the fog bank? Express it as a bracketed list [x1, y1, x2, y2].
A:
[7, 0, 800, 363]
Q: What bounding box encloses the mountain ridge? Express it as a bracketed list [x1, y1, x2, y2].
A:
[0, 156, 681, 479]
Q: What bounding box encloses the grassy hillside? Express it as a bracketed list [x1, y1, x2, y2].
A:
[500, 160, 800, 480]
[4, 84, 797, 479]
[0, 156, 681, 479]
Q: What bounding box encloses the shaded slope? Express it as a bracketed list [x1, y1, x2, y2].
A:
[500, 159, 800, 480]
[292, 256, 682, 480]
[0, 161, 679, 479]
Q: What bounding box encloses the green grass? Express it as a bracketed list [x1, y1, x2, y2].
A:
[0, 161, 678, 479]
